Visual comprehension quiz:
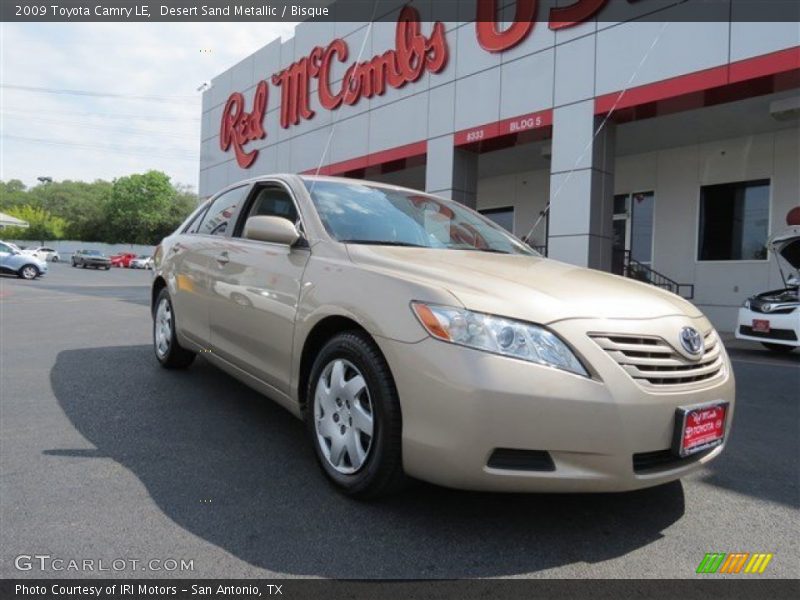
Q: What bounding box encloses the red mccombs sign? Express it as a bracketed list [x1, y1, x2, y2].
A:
[220, 0, 610, 168]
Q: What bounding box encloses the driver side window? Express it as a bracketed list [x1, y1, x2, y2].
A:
[247, 187, 298, 222]
[235, 184, 301, 237]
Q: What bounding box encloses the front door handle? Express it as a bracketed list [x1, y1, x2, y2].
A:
[216, 251, 230, 266]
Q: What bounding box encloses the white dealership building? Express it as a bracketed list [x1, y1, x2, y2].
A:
[199, 1, 800, 331]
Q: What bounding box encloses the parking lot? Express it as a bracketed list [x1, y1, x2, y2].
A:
[1, 263, 798, 579]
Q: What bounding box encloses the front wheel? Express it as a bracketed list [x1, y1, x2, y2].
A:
[18, 265, 39, 280]
[306, 331, 405, 499]
[762, 342, 795, 354]
[153, 288, 195, 369]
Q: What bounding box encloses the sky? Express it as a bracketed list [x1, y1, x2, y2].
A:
[0, 21, 297, 191]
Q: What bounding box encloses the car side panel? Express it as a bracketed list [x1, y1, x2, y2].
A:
[290, 249, 462, 404]
[164, 234, 214, 347]
[207, 238, 310, 395]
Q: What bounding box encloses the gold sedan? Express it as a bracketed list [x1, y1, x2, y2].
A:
[151, 176, 734, 498]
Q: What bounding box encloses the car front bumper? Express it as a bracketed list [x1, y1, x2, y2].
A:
[376, 315, 735, 492]
[735, 307, 799, 347]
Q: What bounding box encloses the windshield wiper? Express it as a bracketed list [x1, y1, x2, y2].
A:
[340, 240, 428, 247]
[450, 247, 512, 254]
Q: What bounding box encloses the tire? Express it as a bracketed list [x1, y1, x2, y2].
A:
[761, 342, 795, 354]
[82, 263, 87, 269]
[153, 288, 196, 369]
[305, 331, 405, 499]
[71, 260, 77, 267]
[104, 266, 110, 270]
[18, 264, 39, 280]
[51, 256, 59, 263]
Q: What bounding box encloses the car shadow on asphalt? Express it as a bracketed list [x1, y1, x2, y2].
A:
[49, 345, 687, 578]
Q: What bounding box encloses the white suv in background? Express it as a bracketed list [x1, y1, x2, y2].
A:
[21, 246, 61, 262]
[736, 227, 799, 353]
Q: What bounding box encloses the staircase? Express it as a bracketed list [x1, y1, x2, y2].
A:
[613, 249, 695, 300]
[531, 245, 695, 300]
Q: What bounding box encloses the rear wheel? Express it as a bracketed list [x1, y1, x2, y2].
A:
[761, 342, 795, 354]
[306, 331, 405, 499]
[51, 256, 59, 263]
[153, 288, 195, 369]
[18, 265, 39, 280]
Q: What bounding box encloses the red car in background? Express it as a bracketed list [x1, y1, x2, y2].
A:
[110, 252, 137, 268]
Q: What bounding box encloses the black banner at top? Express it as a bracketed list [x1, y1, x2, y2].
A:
[2, 0, 800, 22]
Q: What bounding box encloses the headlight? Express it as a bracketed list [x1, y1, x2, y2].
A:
[742, 299, 751, 309]
[411, 302, 589, 377]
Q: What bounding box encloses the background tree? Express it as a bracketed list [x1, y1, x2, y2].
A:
[0, 172, 198, 244]
[2, 205, 68, 241]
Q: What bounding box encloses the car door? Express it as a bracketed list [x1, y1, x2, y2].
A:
[207, 182, 310, 394]
[0, 242, 15, 272]
[170, 186, 248, 347]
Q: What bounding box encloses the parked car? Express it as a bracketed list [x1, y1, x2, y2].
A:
[21, 246, 61, 262]
[0, 240, 48, 279]
[110, 252, 138, 268]
[130, 255, 154, 269]
[736, 226, 799, 353]
[72, 249, 111, 270]
[152, 175, 734, 498]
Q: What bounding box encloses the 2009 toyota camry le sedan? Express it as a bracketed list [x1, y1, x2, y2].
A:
[151, 175, 734, 498]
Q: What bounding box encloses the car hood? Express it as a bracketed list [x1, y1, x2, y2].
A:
[769, 227, 800, 280]
[346, 246, 701, 324]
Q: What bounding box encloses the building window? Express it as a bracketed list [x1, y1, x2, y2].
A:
[698, 180, 770, 261]
[479, 207, 514, 234]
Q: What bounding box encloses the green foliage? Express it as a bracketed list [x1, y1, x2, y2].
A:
[2, 205, 68, 241]
[0, 171, 197, 244]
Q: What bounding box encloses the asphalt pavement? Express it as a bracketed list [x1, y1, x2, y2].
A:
[1, 263, 798, 579]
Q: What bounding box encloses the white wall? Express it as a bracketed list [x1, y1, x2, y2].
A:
[473, 127, 799, 332]
[476, 168, 550, 245]
[615, 127, 798, 330]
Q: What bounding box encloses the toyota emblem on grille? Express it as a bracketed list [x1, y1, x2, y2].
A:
[679, 327, 704, 356]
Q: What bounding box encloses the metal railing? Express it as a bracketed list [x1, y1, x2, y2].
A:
[613, 249, 695, 299]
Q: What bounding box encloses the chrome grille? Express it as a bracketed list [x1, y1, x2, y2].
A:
[590, 331, 724, 387]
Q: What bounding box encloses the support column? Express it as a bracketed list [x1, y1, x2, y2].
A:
[547, 100, 616, 271]
[425, 135, 478, 208]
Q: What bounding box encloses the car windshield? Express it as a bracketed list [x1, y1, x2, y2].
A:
[86, 250, 102, 256]
[303, 179, 536, 255]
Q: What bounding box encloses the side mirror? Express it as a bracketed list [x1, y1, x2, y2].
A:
[243, 215, 300, 246]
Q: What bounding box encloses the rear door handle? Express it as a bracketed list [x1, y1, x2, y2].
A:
[216, 251, 230, 266]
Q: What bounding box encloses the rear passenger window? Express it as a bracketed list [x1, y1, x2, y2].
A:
[182, 202, 210, 234]
[196, 186, 247, 236]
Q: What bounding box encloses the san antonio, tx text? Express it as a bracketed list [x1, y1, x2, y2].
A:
[16, 584, 281, 596]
